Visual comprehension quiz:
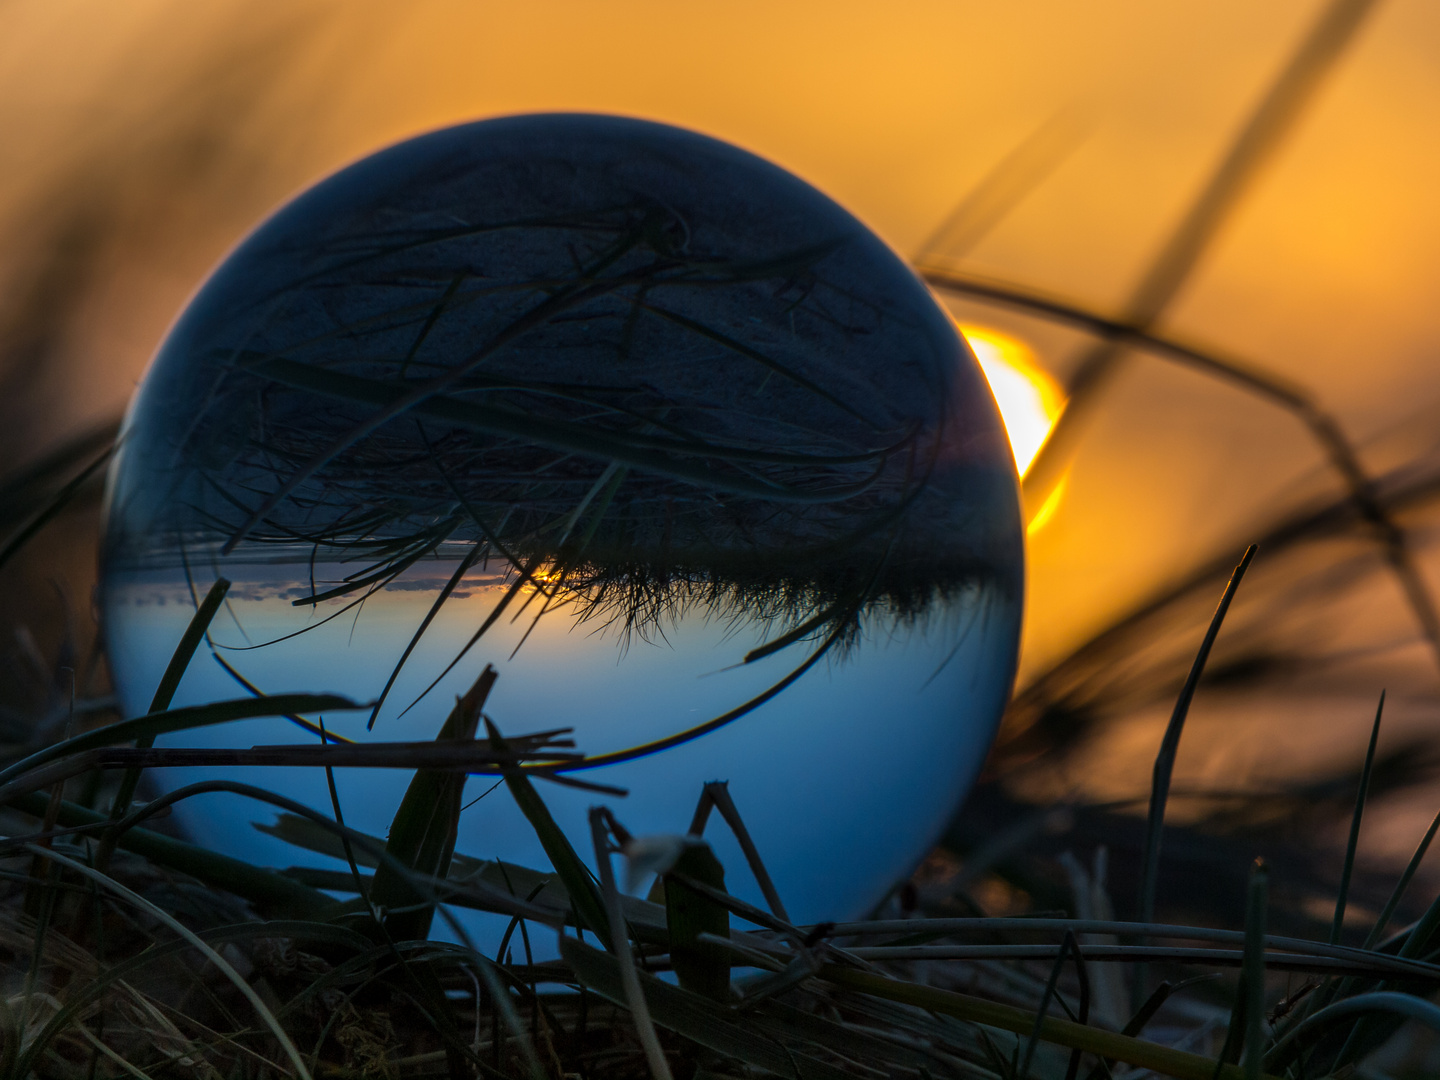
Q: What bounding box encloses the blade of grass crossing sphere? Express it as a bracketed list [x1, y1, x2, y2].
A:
[15, 844, 314, 1080]
[318, 715, 374, 921]
[700, 781, 790, 923]
[371, 664, 497, 941]
[590, 808, 674, 1080]
[488, 716, 610, 946]
[209, 648, 353, 743]
[148, 579, 233, 715]
[106, 577, 232, 828]
[1333, 692, 1385, 946]
[366, 538, 483, 729]
[0, 693, 360, 790]
[741, 595, 855, 666]
[395, 548, 548, 722]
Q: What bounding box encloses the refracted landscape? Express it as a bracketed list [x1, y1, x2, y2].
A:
[105, 552, 1019, 939]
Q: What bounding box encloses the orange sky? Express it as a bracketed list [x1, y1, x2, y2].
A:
[4, 0, 1440, 707]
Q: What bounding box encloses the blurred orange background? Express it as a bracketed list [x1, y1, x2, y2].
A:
[5, 0, 1440, 882]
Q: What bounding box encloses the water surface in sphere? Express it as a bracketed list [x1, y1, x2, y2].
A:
[101, 114, 1023, 937]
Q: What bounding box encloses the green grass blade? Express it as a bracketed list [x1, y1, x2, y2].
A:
[590, 808, 674, 1080]
[1292, 692, 1391, 1034]
[1332, 691, 1385, 946]
[366, 539, 482, 729]
[370, 665, 497, 940]
[6, 791, 329, 916]
[472, 951, 546, 1080]
[1082, 977, 1215, 1080]
[106, 577, 232, 827]
[488, 716, 611, 947]
[150, 577, 233, 715]
[0, 692, 361, 790]
[1242, 861, 1269, 1080]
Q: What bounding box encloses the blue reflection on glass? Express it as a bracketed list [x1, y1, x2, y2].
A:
[101, 114, 1023, 942]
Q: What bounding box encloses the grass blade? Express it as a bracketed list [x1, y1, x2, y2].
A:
[250, 355, 882, 505]
[590, 808, 674, 1080]
[487, 716, 611, 946]
[1019, 930, 1088, 1080]
[1332, 691, 1385, 945]
[0, 440, 113, 574]
[661, 840, 730, 1004]
[0, 692, 362, 790]
[1136, 543, 1256, 1015]
[1020, 0, 1381, 510]
[1264, 992, 1440, 1074]
[1365, 807, 1440, 949]
[561, 934, 850, 1080]
[822, 965, 1279, 1080]
[16, 844, 314, 1080]
[7, 790, 331, 916]
[693, 781, 790, 923]
[1243, 861, 1269, 1080]
[370, 664, 497, 940]
[105, 577, 232, 834]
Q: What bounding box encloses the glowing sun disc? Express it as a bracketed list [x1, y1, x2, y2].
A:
[959, 325, 1064, 478]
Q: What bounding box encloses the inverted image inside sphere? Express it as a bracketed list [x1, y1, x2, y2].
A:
[101, 113, 1023, 932]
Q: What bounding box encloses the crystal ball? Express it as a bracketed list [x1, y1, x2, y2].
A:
[101, 114, 1022, 934]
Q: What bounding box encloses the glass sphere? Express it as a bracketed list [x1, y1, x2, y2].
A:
[101, 114, 1022, 935]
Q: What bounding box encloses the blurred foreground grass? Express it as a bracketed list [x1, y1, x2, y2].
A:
[3, 447, 1440, 1078]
